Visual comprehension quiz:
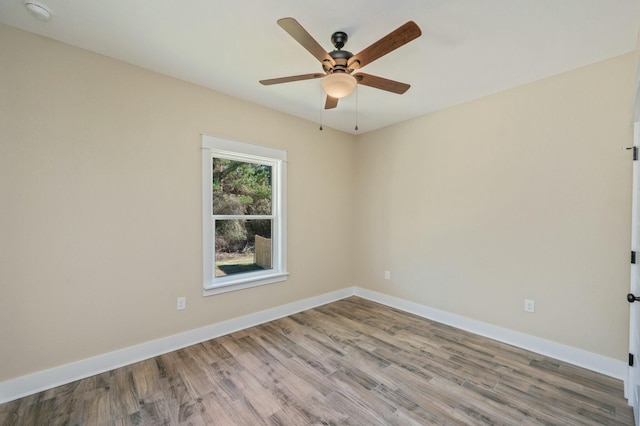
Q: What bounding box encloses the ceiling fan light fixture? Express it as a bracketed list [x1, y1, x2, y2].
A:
[321, 73, 357, 99]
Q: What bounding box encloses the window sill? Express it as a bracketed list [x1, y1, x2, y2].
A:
[203, 272, 289, 296]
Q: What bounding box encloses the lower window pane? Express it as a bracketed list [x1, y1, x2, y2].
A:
[214, 219, 272, 277]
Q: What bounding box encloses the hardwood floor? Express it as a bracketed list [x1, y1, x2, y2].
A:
[0, 297, 634, 425]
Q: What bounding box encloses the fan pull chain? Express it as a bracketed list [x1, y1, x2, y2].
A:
[319, 82, 324, 131]
[354, 85, 359, 132]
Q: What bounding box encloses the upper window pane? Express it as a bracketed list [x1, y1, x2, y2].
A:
[212, 158, 272, 215]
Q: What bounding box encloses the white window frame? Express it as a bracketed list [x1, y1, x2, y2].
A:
[201, 134, 288, 296]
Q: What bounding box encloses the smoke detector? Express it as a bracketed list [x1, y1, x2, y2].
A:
[24, 1, 53, 22]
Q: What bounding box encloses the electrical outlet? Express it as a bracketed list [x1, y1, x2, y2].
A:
[177, 297, 186, 310]
[384, 271, 391, 280]
[524, 299, 535, 313]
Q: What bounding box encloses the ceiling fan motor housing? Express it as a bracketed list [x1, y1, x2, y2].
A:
[324, 32, 353, 73]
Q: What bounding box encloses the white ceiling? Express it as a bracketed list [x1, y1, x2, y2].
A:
[1, 0, 639, 134]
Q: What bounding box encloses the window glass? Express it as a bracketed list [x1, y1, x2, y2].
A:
[212, 158, 272, 215]
[214, 218, 272, 277]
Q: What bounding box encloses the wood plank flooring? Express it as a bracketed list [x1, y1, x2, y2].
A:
[0, 297, 634, 425]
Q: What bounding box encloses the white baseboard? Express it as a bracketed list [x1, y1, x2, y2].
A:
[354, 287, 627, 383]
[0, 287, 355, 404]
[0, 285, 627, 404]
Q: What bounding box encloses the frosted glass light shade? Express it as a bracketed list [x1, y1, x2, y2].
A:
[321, 73, 357, 99]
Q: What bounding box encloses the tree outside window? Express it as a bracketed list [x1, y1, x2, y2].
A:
[212, 158, 273, 276]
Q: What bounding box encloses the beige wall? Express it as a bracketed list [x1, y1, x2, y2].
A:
[354, 53, 637, 360]
[0, 24, 356, 381]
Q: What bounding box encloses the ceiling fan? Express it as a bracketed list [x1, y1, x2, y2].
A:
[260, 18, 422, 109]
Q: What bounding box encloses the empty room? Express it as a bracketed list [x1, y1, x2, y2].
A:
[2, 1, 640, 424]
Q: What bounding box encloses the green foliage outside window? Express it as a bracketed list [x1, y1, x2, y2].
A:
[212, 158, 272, 253]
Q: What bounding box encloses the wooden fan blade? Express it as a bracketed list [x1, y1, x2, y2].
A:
[325, 95, 339, 109]
[260, 73, 325, 85]
[354, 73, 410, 94]
[348, 21, 421, 69]
[278, 17, 335, 66]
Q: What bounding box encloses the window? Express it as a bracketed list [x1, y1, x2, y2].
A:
[202, 135, 287, 296]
